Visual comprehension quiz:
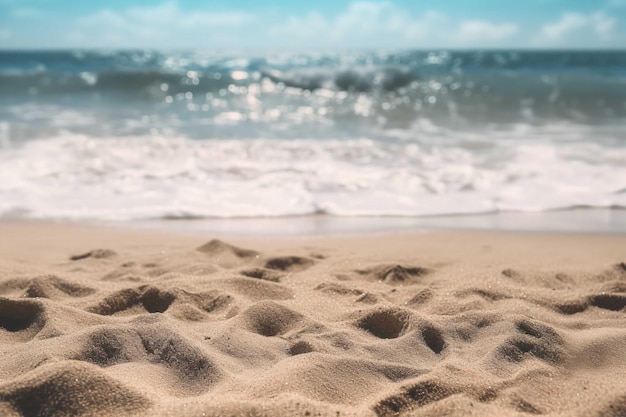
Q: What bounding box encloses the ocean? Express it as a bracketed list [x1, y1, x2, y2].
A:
[0, 50, 625, 222]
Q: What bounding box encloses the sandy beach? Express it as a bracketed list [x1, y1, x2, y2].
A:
[3, 13, 626, 417]
[0, 220, 624, 416]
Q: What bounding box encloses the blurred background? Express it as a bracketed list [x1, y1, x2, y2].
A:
[0, 1, 625, 224]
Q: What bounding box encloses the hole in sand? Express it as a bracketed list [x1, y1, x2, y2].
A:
[0, 299, 42, 333]
[357, 310, 408, 339]
[288, 341, 314, 356]
[264, 256, 315, 272]
[590, 294, 626, 311]
[141, 288, 175, 314]
[421, 325, 446, 354]
[242, 301, 306, 337]
[89, 287, 175, 316]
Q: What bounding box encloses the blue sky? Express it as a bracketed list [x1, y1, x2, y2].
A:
[1, 0, 625, 49]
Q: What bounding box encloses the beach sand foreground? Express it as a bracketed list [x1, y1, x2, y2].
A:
[0, 221, 625, 416]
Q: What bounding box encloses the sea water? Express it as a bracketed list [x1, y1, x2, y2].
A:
[0, 50, 625, 221]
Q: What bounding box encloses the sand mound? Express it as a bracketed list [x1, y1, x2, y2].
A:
[1, 226, 625, 416]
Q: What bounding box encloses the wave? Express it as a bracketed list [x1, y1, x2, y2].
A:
[0, 51, 626, 127]
[259, 66, 416, 92]
[0, 66, 416, 96]
[1, 133, 625, 221]
[1, 67, 625, 126]
[2, 72, 625, 131]
[2, 51, 625, 221]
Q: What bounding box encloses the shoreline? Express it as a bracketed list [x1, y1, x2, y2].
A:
[3, 208, 626, 239]
[3, 216, 626, 253]
[134, 208, 626, 236]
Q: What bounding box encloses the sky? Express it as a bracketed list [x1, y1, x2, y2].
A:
[0, 0, 625, 50]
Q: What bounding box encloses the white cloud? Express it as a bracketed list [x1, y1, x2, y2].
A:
[270, 1, 418, 44]
[71, 1, 254, 47]
[122, 2, 252, 29]
[590, 12, 617, 38]
[274, 12, 332, 40]
[333, 1, 398, 38]
[270, 2, 516, 48]
[540, 11, 617, 43]
[79, 10, 127, 28]
[456, 21, 519, 42]
[4, 0, 622, 49]
[541, 13, 588, 40]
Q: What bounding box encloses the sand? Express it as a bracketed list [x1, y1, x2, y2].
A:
[0, 220, 625, 417]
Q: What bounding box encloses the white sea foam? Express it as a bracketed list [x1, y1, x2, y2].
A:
[0, 132, 624, 220]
